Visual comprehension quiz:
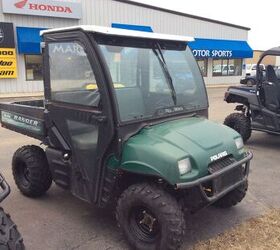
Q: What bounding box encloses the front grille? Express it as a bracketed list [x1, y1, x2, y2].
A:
[215, 166, 243, 192]
[207, 155, 244, 195]
[208, 155, 236, 174]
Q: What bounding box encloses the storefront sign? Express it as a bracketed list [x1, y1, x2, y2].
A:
[0, 49, 17, 78]
[2, 0, 82, 19]
[188, 38, 253, 59]
[0, 23, 15, 48]
[0, 23, 17, 79]
[192, 49, 233, 58]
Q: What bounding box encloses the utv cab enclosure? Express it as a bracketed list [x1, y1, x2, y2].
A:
[224, 47, 280, 142]
[0, 26, 252, 250]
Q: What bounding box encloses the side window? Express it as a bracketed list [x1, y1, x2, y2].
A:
[49, 42, 100, 107]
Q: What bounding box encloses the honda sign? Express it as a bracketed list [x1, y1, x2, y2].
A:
[2, 0, 82, 19]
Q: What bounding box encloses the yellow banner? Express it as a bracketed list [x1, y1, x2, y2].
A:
[0, 68, 17, 78]
[0, 48, 16, 58]
[0, 48, 17, 79]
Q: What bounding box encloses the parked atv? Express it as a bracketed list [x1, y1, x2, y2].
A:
[0, 173, 24, 249]
[224, 47, 280, 142]
[0, 25, 252, 250]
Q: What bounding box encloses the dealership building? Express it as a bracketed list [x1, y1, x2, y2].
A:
[0, 0, 253, 96]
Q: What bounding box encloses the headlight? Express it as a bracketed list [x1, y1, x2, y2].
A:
[178, 158, 192, 175]
[235, 137, 244, 150]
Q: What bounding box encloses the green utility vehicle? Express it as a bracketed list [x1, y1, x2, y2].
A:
[0, 26, 252, 250]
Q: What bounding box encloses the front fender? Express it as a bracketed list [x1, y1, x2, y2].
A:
[225, 92, 248, 104]
[120, 161, 164, 179]
[224, 86, 256, 104]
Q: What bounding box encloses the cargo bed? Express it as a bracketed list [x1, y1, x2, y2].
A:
[0, 100, 46, 140]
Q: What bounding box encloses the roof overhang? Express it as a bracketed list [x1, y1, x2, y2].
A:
[17, 27, 46, 54]
[40, 25, 194, 42]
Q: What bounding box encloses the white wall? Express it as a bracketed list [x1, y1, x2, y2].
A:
[0, 0, 249, 94]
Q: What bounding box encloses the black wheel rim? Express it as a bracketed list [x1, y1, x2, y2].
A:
[129, 206, 160, 243]
[15, 160, 31, 188]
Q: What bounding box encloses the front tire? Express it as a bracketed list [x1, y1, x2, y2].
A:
[12, 145, 52, 198]
[213, 181, 248, 208]
[0, 207, 25, 250]
[116, 183, 185, 250]
[224, 113, 251, 142]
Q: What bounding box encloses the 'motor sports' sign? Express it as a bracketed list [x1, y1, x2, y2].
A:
[2, 0, 82, 19]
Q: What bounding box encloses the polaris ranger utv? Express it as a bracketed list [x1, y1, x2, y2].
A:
[224, 47, 280, 142]
[0, 26, 252, 250]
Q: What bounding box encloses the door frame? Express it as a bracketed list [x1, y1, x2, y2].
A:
[42, 30, 115, 204]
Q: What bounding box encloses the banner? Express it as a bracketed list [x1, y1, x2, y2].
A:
[0, 49, 17, 78]
[0, 23, 17, 79]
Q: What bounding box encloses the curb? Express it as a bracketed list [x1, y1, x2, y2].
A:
[206, 84, 235, 88]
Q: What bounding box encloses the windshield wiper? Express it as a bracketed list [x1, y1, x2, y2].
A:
[152, 44, 177, 105]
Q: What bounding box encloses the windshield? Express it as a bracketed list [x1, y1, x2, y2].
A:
[98, 41, 208, 122]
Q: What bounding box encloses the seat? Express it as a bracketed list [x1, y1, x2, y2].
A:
[52, 90, 100, 107]
[263, 65, 280, 111]
[266, 65, 278, 83]
[114, 87, 145, 121]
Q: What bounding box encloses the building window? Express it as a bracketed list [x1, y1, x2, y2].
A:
[212, 59, 242, 76]
[25, 55, 43, 81]
[196, 59, 208, 77]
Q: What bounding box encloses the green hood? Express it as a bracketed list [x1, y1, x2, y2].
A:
[120, 117, 245, 185]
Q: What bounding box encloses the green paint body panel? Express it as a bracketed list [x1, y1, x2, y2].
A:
[109, 117, 245, 185]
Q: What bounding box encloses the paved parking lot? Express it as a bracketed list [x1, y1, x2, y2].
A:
[0, 87, 280, 250]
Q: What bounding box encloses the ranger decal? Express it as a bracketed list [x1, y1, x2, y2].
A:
[1, 111, 43, 134]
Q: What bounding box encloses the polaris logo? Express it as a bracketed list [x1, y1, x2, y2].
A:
[14, 0, 73, 14]
[210, 151, 228, 162]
